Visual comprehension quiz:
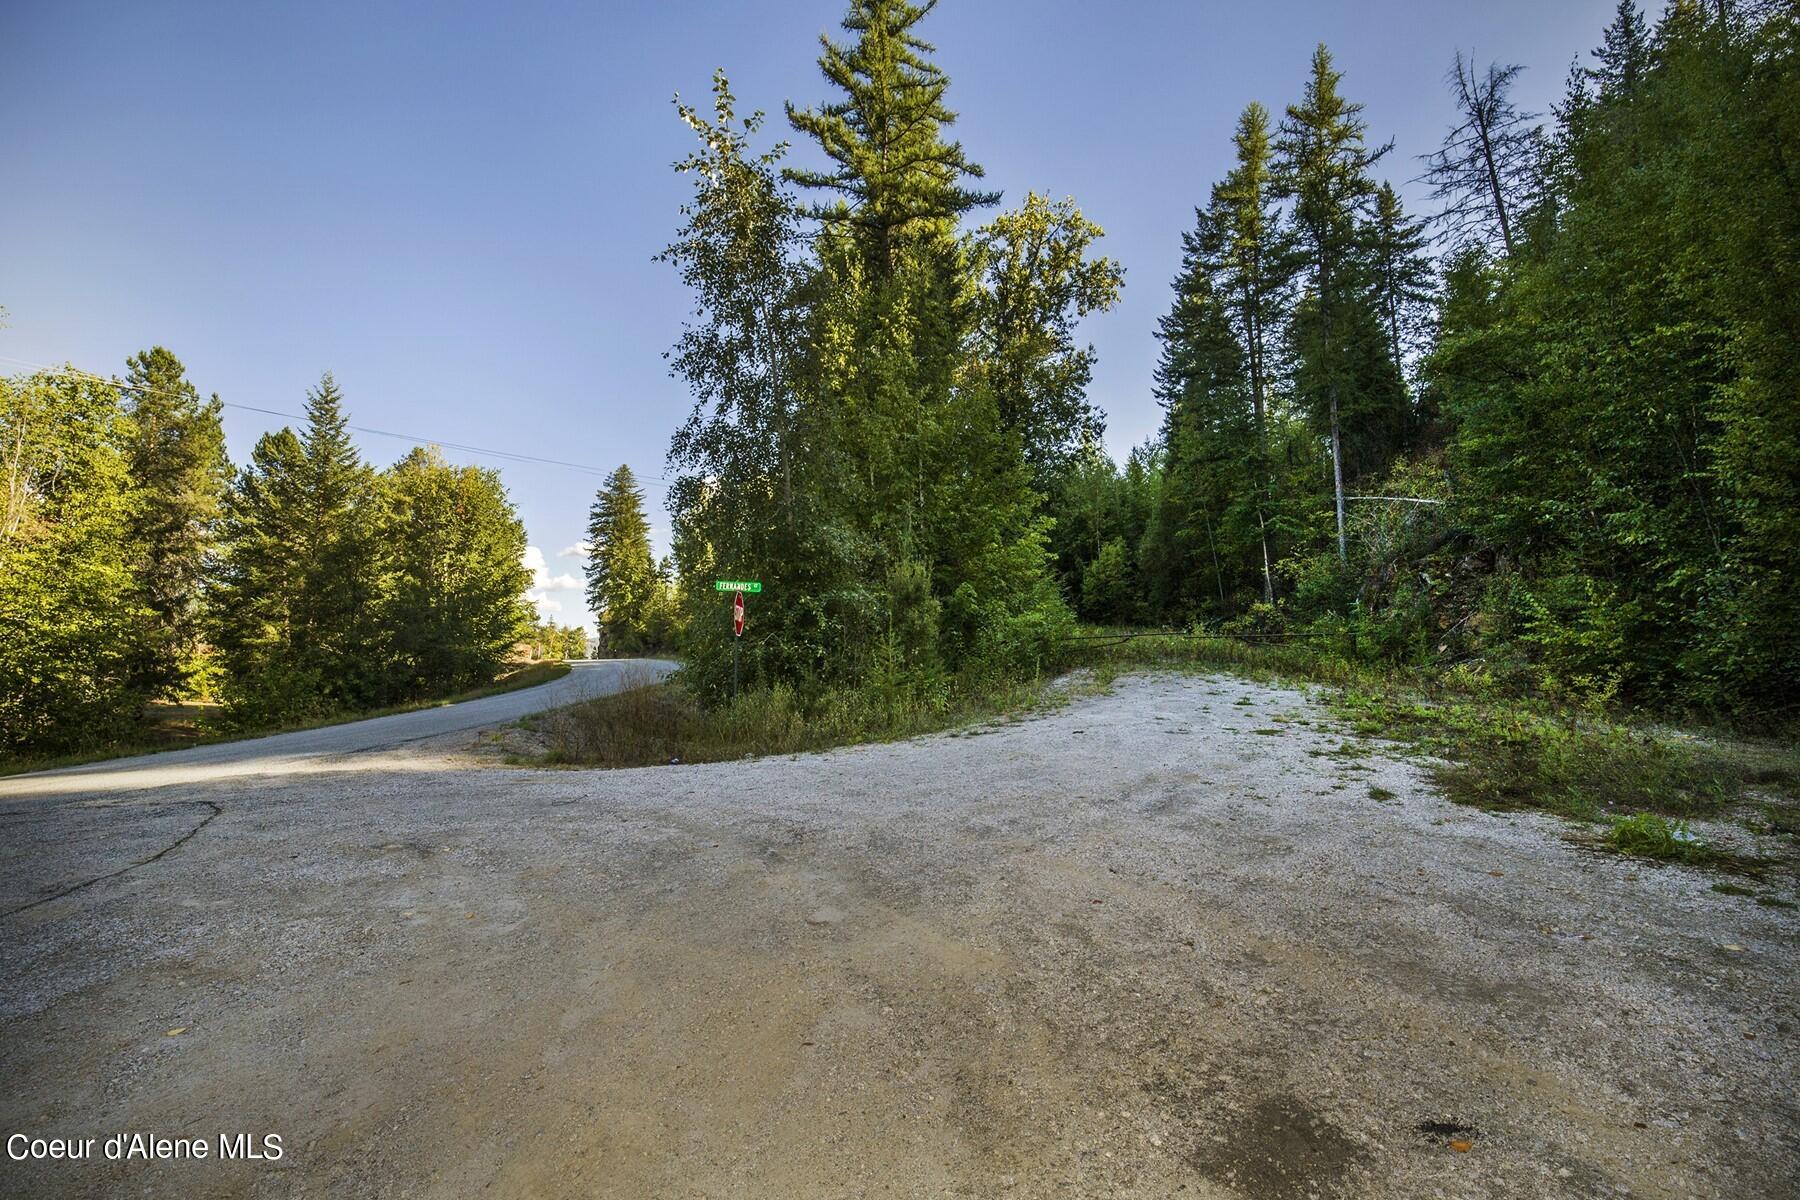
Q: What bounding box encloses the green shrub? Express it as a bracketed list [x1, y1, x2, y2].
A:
[1606, 813, 1711, 862]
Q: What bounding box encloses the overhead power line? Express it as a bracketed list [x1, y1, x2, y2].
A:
[0, 353, 670, 484]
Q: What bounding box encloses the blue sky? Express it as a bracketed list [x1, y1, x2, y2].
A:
[1, 0, 1617, 631]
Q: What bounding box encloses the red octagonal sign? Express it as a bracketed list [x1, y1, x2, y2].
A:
[733, 589, 745, 638]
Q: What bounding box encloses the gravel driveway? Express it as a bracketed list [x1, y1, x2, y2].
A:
[1, 672, 1793, 1198]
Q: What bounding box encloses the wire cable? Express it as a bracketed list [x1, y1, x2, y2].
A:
[0, 353, 671, 484]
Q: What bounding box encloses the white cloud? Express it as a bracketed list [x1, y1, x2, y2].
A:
[522, 545, 588, 625]
[557, 542, 590, 560]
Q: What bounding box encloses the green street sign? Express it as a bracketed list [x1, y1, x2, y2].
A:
[714, 580, 762, 593]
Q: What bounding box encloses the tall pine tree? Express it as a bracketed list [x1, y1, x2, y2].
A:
[121, 346, 230, 696]
[784, 0, 997, 273]
[1201, 103, 1291, 601]
[212, 373, 380, 722]
[1275, 45, 1391, 563]
[586, 465, 659, 652]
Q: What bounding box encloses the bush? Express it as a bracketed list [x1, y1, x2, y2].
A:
[1080, 537, 1134, 622]
[533, 662, 1056, 770]
[1606, 813, 1711, 863]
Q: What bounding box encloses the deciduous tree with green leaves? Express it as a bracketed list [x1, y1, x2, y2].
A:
[1, 371, 149, 756]
[972, 192, 1124, 483]
[377, 446, 532, 697]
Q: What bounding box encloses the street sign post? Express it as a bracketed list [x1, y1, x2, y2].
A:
[718, 583, 757, 697]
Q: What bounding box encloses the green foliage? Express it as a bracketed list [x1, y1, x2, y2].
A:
[1427, 3, 1800, 717]
[0, 372, 151, 756]
[1123, 8, 1798, 729]
[1081, 537, 1134, 623]
[1330, 684, 1795, 830]
[1045, 442, 1154, 614]
[377, 447, 532, 697]
[1606, 812, 1711, 862]
[211, 375, 380, 725]
[532, 668, 1063, 770]
[662, 8, 1088, 706]
[972, 192, 1124, 481]
[4, 348, 535, 756]
[783, 0, 998, 265]
[1276, 44, 1394, 563]
[120, 347, 230, 696]
[586, 464, 666, 652]
[211, 376, 534, 726]
[526, 621, 589, 660]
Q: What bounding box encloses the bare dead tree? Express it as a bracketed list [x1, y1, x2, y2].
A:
[1420, 52, 1541, 257]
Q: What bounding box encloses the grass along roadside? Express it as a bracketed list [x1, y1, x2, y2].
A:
[1, 660, 573, 777]
[517, 670, 1087, 769]
[1070, 633, 1800, 872]
[1327, 687, 1798, 867]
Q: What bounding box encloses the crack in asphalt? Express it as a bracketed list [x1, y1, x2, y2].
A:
[0, 800, 222, 919]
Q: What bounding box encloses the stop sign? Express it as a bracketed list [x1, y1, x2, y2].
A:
[732, 589, 745, 637]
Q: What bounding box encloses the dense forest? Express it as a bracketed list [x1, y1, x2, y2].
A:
[1, 354, 537, 757]
[646, 0, 1796, 725]
[7, 0, 1795, 761]
[1114, 0, 1797, 721]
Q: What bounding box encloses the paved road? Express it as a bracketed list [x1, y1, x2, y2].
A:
[0, 658, 675, 799]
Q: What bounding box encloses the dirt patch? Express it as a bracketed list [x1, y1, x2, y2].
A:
[1196, 1095, 1367, 1199]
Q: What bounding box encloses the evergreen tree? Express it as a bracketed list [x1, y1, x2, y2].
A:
[663, 5, 1106, 694]
[210, 428, 309, 720]
[1200, 102, 1291, 602]
[788, 0, 998, 564]
[1427, 1, 1800, 712]
[211, 374, 380, 723]
[1592, 1, 1651, 97]
[1151, 217, 1265, 616]
[120, 346, 230, 695]
[1275, 44, 1391, 563]
[785, 0, 1065, 682]
[784, 0, 998, 272]
[586, 465, 659, 651]
[292, 374, 380, 695]
[1367, 183, 1436, 390]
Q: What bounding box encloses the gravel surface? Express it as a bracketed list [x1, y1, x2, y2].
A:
[1, 671, 1794, 1198]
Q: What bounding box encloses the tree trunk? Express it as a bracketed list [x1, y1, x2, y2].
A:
[1256, 507, 1275, 604]
[1246, 303, 1276, 605]
[1468, 63, 1517, 257]
[1329, 388, 1348, 564]
[1200, 506, 1226, 607]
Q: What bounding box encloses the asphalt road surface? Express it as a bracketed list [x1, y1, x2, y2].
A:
[0, 658, 675, 799]
[1, 671, 1793, 1199]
